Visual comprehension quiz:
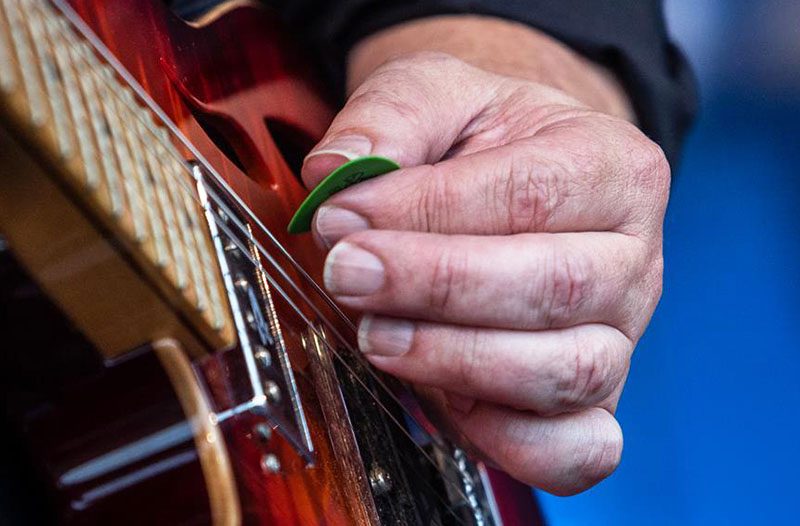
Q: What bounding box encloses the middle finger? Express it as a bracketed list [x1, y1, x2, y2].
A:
[323, 229, 647, 333]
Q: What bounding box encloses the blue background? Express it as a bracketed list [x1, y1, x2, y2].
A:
[539, 1, 800, 524]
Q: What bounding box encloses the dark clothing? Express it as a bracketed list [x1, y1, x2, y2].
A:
[174, 0, 698, 165]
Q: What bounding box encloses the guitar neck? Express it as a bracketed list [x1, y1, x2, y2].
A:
[0, 0, 234, 355]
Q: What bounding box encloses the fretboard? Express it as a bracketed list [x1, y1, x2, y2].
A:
[0, 0, 234, 350]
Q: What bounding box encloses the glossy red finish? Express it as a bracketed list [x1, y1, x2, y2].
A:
[5, 0, 544, 523]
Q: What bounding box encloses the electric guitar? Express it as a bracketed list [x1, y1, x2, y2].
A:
[0, 1, 544, 524]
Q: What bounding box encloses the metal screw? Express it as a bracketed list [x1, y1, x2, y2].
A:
[223, 240, 238, 253]
[254, 346, 272, 368]
[264, 380, 281, 405]
[253, 423, 272, 443]
[261, 453, 280, 474]
[369, 465, 392, 496]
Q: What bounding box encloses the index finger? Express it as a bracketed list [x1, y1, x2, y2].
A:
[312, 114, 669, 244]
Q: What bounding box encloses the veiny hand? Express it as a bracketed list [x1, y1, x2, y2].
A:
[301, 52, 670, 495]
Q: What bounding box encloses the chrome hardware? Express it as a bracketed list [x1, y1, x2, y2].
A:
[223, 239, 238, 253]
[431, 445, 499, 526]
[369, 465, 393, 496]
[253, 423, 272, 443]
[253, 345, 272, 368]
[263, 380, 281, 405]
[260, 453, 281, 474]
[195, 163, 313, 464]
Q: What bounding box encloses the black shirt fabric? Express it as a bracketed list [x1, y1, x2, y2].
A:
[174, 0, 698, 165]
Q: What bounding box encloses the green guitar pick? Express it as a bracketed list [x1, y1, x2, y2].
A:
[287, 156, 400, 233]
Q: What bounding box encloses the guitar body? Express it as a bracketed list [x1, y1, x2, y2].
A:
[0, 1, 543, 524]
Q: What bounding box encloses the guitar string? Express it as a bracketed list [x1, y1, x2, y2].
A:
[46, 0, 475, 491]
[50, 0, 356, 332]
[42, 0, 476, 503]
[95, 57, 454, 459]
[103, 85, 472, 504]
[47, 0, 456, 459]
[46, 0, 484, 513]
[34, 3, 484, 522]
[210, 214, 472, 524]
[46, 0, 444, 448]
[185, 165, 474, 511]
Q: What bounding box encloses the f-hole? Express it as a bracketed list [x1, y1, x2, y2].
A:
[263, 118, 316, 179]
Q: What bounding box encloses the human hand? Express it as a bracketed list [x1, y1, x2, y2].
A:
[301, 51, 670, 495]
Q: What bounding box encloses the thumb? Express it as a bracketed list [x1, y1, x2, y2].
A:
[301, 53, 490, 187]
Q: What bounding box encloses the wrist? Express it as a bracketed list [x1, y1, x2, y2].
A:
[348, 15, 635, 121]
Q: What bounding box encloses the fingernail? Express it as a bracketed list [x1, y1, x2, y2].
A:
[305, 135, 373, 165]
[324, 242, 384, 296]
[314, 206, 370, 249]
[358, 315, 415, 356]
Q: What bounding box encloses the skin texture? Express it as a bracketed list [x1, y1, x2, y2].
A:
[300, 15, 671, 496]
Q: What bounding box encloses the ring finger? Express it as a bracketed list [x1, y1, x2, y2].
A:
[359, 317, 630, 414]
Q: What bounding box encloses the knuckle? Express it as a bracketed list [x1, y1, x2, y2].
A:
[428, 247, 470, 315]
[347, 86, 423, 124]
[500, 158, 566, 232]
[412, 167, 457, 232]
[535, 247, 592, 327]
[629, 134, 671, 201]
[555, 331, 618, 410]
[369, 51, 469, 105]
[452, 328, 491, 391]
[573, 414, 623, 492]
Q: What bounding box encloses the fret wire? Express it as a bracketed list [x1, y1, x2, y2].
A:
[94, 89, 130, 218]
[80, 58, 219, 318]
[47, 0, 361, 353]
[130, 116, 170, 267]
[49, 18, 165, 264]
[201, 229, 227, 329]
[180, 181, 219, 319]
[177, 192, 209, 311]
[100, 66, 153, 239]
[165, 158, 208, 310]
[0, 0, 17, 92]
[77, 47, 122, 206]
[29, 2, 73, 158]
[49, 16, 101, 186]
[3, 0, 46, 125]
[71, 46, 105, 190]
[110, 90, 152, 243]
[149, 143, 188, 288]
[42, 3, 482, 515]
[118, 90, 167, 259]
